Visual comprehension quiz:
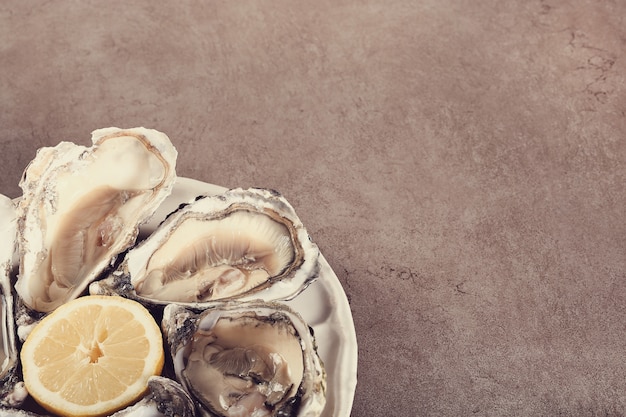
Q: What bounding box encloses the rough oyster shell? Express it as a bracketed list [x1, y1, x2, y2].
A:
[0, 408, 50, 417]
[109, 376, 196, 417]
[162, 301, 326, 417]
[91, 187, 320, 307]
[0, 195, 28, 407]
[14, 127, 177, 325]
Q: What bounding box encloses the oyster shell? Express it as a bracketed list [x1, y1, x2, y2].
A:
[0, 408, 50, 417]
[91, 188, 320, 307]
[15, 127, 177, 319]
[109, 376, 196, 417]
[0, 195, 28, 407]
[162, 301, 326, 417]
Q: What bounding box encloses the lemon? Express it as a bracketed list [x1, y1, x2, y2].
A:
[20, 295, 164, 417]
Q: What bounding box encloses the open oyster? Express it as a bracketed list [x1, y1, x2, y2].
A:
[0, 195, 27, 407]
[109, 376, 196, 417]
[15, 127, 177, 322]
[91, 188, 320, 307]
[162, 301, 326, 417]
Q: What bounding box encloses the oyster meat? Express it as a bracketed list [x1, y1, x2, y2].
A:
[91, 188, 320, 307]
[0, 195, 27, 407]
[162, 301, 326, 417]
[15, 127, 177, 318]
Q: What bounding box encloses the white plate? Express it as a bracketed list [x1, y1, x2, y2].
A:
[143, 177, 358, 417]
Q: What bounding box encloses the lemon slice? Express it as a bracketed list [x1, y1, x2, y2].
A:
[20, 295, 165, 417]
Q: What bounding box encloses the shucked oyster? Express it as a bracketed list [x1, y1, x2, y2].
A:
[91, 188, 320, 307]
[15, 127, 177, 320]
[162, 301, 326, 417]
[0, 195, 27, 407]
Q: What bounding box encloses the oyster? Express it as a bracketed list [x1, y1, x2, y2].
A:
[15, 127, 177, 319]
[0, 195, 27, 407]
[109, 376, 196, 417]
[0, 408, 50, 417]
[162, 301, 326, 417]
[91, 188, 320, 307]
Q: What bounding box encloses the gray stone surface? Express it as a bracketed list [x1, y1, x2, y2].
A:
[1, 1, 625, 415]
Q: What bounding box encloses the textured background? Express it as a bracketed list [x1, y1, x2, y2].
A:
[2, 1, 626, 416]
